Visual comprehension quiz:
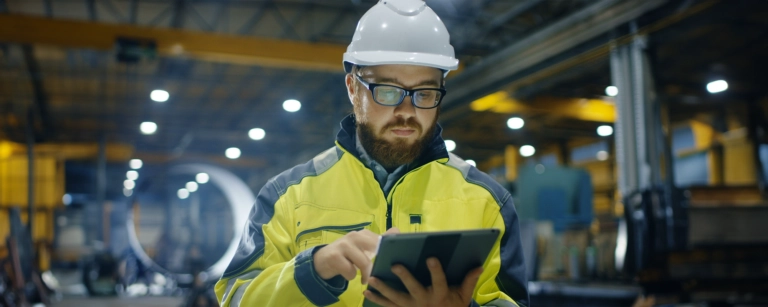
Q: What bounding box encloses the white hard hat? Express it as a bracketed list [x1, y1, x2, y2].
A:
[343, 0, 459, 74]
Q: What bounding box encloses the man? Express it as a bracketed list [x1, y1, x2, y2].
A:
[215, 1, 529, 306]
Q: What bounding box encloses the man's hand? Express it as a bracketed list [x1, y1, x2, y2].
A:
[364, 257, 483, 307]
[313, 227, 400, 284]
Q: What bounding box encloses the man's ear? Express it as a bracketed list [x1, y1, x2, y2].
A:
[345, 73, 356, 105]
[439, 68, 446, 87]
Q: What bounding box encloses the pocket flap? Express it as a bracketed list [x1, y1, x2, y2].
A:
[294, 203, 374, 243]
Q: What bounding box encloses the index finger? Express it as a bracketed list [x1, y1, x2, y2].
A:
[339, 245, 373, 284]
[347, 230, 381, 254]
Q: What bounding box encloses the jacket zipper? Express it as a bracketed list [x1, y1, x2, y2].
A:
[385, 166, 425, 229]
[341, 142, 446, 231]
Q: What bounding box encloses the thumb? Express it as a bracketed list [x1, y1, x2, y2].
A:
[384, 227, 401, 235]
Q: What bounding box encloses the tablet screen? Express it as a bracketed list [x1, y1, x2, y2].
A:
[366, 229, 500, 299]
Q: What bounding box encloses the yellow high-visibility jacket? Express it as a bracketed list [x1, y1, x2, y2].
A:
[215, 115, 529, 307]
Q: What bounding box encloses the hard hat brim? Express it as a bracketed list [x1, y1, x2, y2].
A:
[343, 51, 459, 73]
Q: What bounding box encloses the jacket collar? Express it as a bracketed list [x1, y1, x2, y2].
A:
[336, 114, 449, 168]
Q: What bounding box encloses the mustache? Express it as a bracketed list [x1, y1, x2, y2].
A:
[381, 117, 421, 132]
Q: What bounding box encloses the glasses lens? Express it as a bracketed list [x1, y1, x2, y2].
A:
[374, 86, 404, 105]
[413, 90, 442, 108]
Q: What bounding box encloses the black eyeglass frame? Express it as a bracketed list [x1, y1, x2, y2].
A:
[354, 74, 446, 109]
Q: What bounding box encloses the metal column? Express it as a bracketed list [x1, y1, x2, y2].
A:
[611, 26, 687, 275]
[611, 32, 654, 196]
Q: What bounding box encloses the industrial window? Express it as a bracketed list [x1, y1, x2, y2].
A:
[570, 141, 609, 164]
[672, 125, 709, 187]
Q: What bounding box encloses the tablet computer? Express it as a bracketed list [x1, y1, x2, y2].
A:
[364, 228, 500, 304]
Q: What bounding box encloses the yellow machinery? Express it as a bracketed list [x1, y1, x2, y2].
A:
[0, 140, 133, 271]
[0, 141, 64, 272]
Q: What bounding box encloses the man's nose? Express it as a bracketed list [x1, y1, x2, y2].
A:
[393, 94, 416, 117]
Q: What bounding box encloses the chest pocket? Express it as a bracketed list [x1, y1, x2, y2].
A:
[294, 203, 374, 253]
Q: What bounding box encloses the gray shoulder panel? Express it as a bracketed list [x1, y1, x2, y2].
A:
[272, 146, 343, 196]
[446, 152, 472, 178]
[312, 147, 342, 178]
[444, 153, 511, 207]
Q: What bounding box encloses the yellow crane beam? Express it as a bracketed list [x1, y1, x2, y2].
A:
[0, 141, 266, 167]
[0, 141, 134, 161]
[470, 91, 616, 123]
[0, 14, 347, 72]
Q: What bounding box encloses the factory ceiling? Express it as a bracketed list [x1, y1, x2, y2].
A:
[0, 0, 766, 196]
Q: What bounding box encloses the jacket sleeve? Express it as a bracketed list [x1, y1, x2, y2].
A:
[214, 180, 347, 306]
[472, 193, 530, 307]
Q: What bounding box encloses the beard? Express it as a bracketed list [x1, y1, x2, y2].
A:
[355, 108, 438, 171]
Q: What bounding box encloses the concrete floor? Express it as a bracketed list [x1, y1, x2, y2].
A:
[45, 270, 185, 307]
[53, 296, 184, 307]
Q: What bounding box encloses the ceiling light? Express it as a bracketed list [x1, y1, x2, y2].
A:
[519, 145, 535, 157]
[196, 173, 209, 184]
[605, 86, 618, 97]
[124, 179, 135, 190]
[445, 140, 456, 152]
[123, 188, 133, 197]
[178, 188, 189, 200]
[140, 122, 157, 135]
[186, 181, 199, 192]
[249, 128, 266, 140]
[129, 159, 143, 170]
[225, 147, 241, 159]
[126, 170, 139, 181]
[466, 159, 476, 167]
[706, 80, 728, 93]
[597, 125, 614, 137]
[597, 150, 609, 161]
[62, 194, 72, 206]
[283, 99, 301, 112]
[507, 117, 524, 130]
[150, 89, 169, 102]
